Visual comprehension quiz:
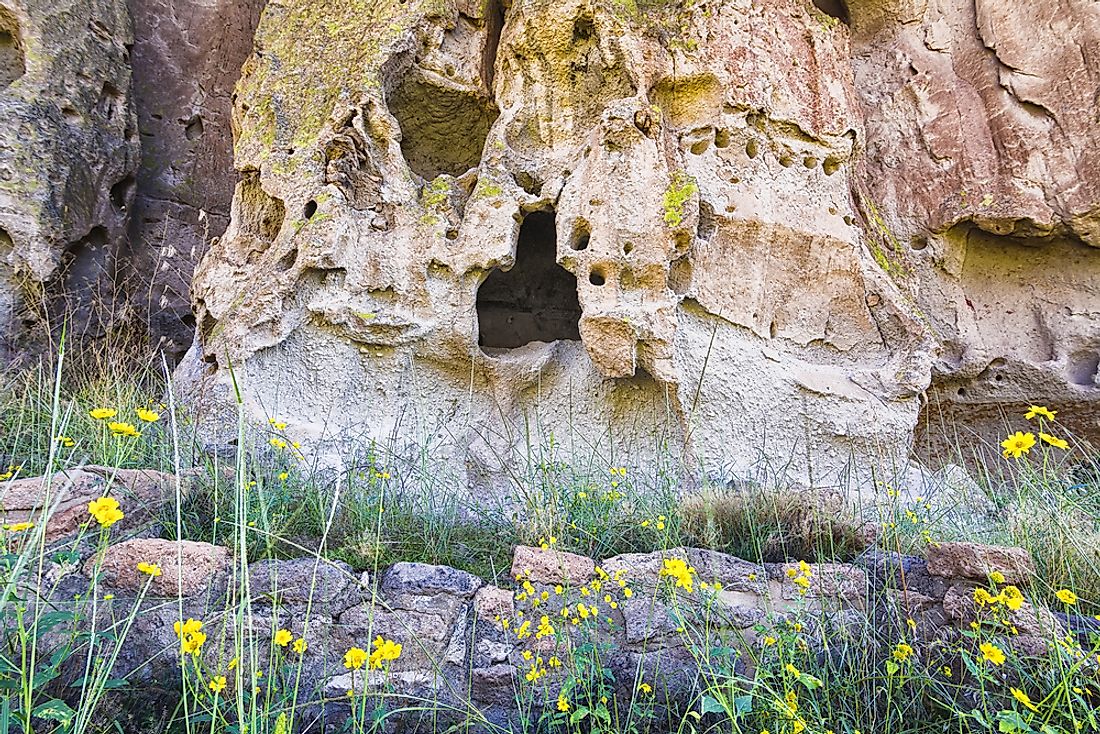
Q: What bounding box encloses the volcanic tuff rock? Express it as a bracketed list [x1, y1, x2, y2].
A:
[123, 0, 266, 360]
[0, 0, 138, 359]
[179, 0, 947, 487]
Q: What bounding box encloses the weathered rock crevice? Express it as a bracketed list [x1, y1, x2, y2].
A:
[0, 6, 24, 90]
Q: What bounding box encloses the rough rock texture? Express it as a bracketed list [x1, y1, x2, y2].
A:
[844, 1, 1100, 454]
[0, 0, 139, 360]
[90, 537, 230, 595]
[0, 465, 181, 541]
[123, 0, 266, 360]
[179, 0, 947, 488]
[926, 540, 1035, 584]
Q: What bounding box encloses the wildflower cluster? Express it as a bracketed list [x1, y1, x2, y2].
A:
[660, 557, 697, 593]
[1001, 405, 1069, 458]
[89, 405, 160, 438]
[786, 560, 813, 594]
[344, 636, 402, 672]
[0, 463, 23, 481]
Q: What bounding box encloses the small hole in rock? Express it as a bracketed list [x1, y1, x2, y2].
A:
[910, 235, 928, 251]
[714, 129, 730, 148]
[746, 139, 759, 159]
[184, 115, 204, 141]
[109, 176, 135, 211]
[304, 200, 318, 219]
[623, 242, 634, 255]
[446, 228, 459, 240]
[571, 222, 590, 251]
[589, 268, 606, 286]
[957, 387, 967, 397]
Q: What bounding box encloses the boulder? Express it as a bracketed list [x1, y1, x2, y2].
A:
[926, 542, 1035, 584]
[511, 545, 594, 586]
[88, 538, 229, 596]
[0, 466, 181, 542]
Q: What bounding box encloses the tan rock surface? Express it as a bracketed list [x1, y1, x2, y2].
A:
[89, 538, 230, 596]
[511, 545, 595, 586]
[1, 466, 181, 541]
[926, 541, 1035, 584]
[178, 0, 947, 487]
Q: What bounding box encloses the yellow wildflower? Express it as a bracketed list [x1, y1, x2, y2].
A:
[89, 408, 117, 420]
[1055, 589, 1078, 605]
[557, 695, 570, 712]
[1039, 432, 1069, 450]
[659, 558, 696, 593]
[974, 588, 997, 606]
[87, 496, 124, 528]
[980, 642, 1006, 665]
[55, 436, 75, 448]
[892, 642, 915, 662]
[1001, 585, 1024, 611]
[4, 521, 34, 532]
[1001, 431, 1036, 459]
[989, 571, 1005, 584]
[136, 408, 160, 423]
[293, 638, 307, 654]
[107, 421, 141, 438]
[1024, 405, 1056, 421]
[344, 647, 368, 670]
[182, 631, 207, 655]
[367, 635, 402, 669]
[1011, 688, 1039, 712]
[209, 676, 227, 694]
[137, 561, 162, 577]
[637, 682, 652, 694]
[274, 629, 293, 647]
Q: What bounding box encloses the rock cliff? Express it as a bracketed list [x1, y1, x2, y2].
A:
[1, 0, 1097, 484]
[179, 0, 1100, 484]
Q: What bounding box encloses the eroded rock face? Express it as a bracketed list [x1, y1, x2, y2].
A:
[123, 0, 267, 361]
[181, 0, 944, 487]
[844, 0, 1100, 452]
[0, 0, 138, 360]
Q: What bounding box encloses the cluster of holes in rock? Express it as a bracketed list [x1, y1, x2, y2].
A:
[476, 210, 582, 349]
[0, 8, 24, 90]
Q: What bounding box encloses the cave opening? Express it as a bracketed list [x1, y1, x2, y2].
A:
[812, 0, 850, 24]
[388, 71, 498, 180]
[476, 210, 582, 350]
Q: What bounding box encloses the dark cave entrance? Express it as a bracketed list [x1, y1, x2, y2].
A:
[476, 210, 582, 350]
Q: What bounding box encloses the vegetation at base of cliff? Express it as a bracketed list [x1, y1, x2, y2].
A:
[1, 339, 1099, 734]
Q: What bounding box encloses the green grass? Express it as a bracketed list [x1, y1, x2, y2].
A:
[1, 342, 1099, 733]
